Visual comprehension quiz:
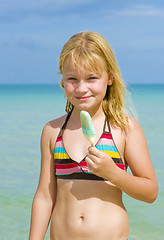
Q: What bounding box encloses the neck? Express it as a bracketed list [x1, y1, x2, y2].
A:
[71, 105, 105, 122]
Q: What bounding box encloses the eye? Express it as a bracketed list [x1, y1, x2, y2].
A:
[88, 76, 98, 80]
[68, 77, 77, 81]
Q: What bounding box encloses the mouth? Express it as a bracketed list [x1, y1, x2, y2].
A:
[75, 96, 92, 101]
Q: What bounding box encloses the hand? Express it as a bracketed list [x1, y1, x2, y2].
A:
[85, 146, 117, 180]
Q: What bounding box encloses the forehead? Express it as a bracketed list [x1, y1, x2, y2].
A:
[62, 54, 107, 75]
[62, 59, 96, 77]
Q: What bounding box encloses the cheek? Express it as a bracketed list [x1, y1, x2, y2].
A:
[92, 82, 108, 97]
[63, 82, 74, 96]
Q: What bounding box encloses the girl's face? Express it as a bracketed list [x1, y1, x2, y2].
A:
[62, 57, 113, 114]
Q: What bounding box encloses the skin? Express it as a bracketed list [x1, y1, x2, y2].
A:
[29, 57, 158, 240]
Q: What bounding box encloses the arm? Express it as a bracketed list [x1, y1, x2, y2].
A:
[120, 117, 158, 202]
[86, 117, 158, 203]
[29, 123, 57, 240]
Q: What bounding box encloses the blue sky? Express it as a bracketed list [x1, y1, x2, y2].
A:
[0, 0, 164, 84]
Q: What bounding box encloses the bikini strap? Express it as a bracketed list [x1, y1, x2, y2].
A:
[59, 112, 111, 136]
[103, 116, 111, 133]
[58, 111, 72, 136]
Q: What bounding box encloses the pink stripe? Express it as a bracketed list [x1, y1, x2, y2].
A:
[116, 164, 125, 170]
[56, 162, 90, 172]
[56, 162, 78, 169]
[56, 163, 124, 175]
[81, 166, 90, 172]
[56, 166, 83, 175]
[79, 162, 91, 172]
[56, 135, 62, 142]
[55, 141, 64, 148]
[79, 161, 88, 167]
[101, 133, 112, 139]
[97, 138, 115, 146]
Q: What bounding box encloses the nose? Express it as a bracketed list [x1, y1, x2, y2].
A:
[75, 80, 88, 93]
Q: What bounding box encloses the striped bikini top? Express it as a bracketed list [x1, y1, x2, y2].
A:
[54, 112, 125, 180]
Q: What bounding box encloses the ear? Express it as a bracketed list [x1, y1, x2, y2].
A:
[108, 74, 114, 86]
[61, 78, 64, 88]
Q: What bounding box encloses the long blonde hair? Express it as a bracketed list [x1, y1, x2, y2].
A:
[59, 31, 129, 130]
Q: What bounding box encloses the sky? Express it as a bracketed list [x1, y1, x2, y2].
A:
[0, 0, 164, 84]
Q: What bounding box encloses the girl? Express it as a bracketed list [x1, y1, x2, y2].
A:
[29, 31, 158, 240]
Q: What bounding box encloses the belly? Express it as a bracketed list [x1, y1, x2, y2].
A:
[50, 179, 129, 240]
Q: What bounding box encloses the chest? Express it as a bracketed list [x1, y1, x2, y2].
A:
[62, 128, 93, 163]
[61, 126, 125, 164]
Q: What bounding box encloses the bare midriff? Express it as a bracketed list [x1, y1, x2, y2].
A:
[50, 178, 129, 240]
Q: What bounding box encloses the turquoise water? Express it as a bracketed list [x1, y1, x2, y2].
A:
[0, 84, 164, 239]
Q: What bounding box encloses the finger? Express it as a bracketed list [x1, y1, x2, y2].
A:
[85, 156, 94, 172]
[87, 151, 99, 163]
[85, 156, 93, 165]
[88, 146, 102, 158]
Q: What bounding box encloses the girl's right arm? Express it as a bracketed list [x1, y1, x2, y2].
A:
[29, 123, 57, 240]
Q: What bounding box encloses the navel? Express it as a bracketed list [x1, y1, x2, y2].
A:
[79, 214, 85, 222]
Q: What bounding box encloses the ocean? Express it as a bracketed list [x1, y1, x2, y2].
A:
[0, 84, 163, 239]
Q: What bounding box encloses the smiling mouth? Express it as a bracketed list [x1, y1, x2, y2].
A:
[75, 96, 92, 100]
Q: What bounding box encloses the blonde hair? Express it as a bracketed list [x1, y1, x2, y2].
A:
[59, 31, 129, 130]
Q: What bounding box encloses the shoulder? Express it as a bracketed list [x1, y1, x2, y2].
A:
[126, 115, 144, 137]
[109, 115, 141, 137]
[125, 115, 148, 158]
[42, 114, 67, 134]
[41, 114, 67, 152]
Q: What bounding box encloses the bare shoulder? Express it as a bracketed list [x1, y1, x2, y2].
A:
[125, 115, 150, 169]
[41, 114, 67, 152]
[43, 114, 67, 134]
[126, 115, 144, 136]
[125, 115, 147, 154]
